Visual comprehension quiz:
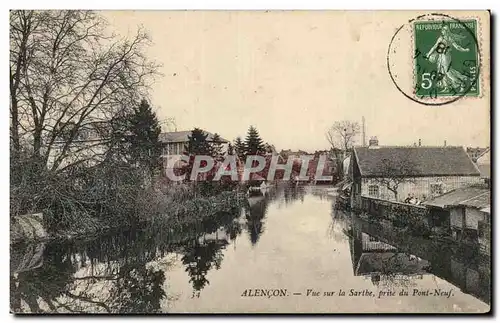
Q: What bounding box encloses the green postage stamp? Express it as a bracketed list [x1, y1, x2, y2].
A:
[414, 19, 480, 98]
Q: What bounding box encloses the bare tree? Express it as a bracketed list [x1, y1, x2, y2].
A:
[372, 157, 419, 201]
[325, 120, 360, 180]
[325, 120, 360, 151]
[10, 10, 160, 172]
[160, 117, 177, 132]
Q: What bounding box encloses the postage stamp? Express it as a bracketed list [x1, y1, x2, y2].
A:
[413, 19, 480, 99]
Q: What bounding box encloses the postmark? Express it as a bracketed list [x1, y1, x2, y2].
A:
[387, 13, 483, 106]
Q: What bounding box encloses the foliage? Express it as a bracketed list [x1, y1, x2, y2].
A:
[244, 126, 265, 156]
[233, 136, 246, 161]
[109, 99, 162, 176]
[184, 128, 211, 155]
[148, 190, 246, 231]
[227, 142, 234, 155]
[10, 10, 159, 172]
[325, 120, 360, 180]
[372, 156, 419, 201]
[325, 120, 361, 151]
[210, 133, 225, 161]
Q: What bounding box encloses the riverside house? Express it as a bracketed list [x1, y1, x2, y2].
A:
[160, 130, 229, 176]
[159, 130, 229, 156]
[349, 139, 483, 208]
[424, 187, 490, 253]
[475, 147, 491, 186]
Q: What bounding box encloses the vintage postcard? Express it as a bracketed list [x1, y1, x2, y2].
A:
[10, 10, 490, 314]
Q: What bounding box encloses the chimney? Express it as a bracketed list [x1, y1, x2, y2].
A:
[418, 139, 421, 147]
[368, 136, 379, 149]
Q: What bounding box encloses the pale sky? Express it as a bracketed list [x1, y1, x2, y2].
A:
[101, 11, 490, 151]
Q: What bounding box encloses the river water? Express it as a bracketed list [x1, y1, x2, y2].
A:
[10, 185, 490, 313]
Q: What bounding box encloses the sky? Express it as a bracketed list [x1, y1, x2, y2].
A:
[101, 11, 490, 151]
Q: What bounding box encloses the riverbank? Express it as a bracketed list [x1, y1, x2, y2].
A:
[11, 189, 247, 246]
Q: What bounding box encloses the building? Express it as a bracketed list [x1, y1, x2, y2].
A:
[48, 123, 108, 170]
[279, 149, 309, 160]
[466, 147, 489, 162]
[349, 138, 483, 207]
[159, 130, 229, 156]
[424, 187, 490, 252]
[159, 129, 229, 179]
[475, 147, 490, 185]
[349, 227, 430, 281]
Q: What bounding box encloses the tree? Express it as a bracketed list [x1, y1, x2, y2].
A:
[185, 128, 211, 155]
[245, 197, 269, 246]
[110, 99, 162, 176]
[325, 120, 361, 152]
[325, 120, 360, 181]
[210, 133, 224, 161]
[233, 137, 245, 161]
[182, 128, 212, 183]
[10, 10, 159, 173]
[264, 142, 276, 155]
[227, 142, 234, 155]
[372, 156, 419, 201]
[244, 126, 265, 156]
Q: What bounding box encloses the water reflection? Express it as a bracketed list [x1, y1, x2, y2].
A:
[245, 197, 268, 246]
[10, 186, 490, 313]
[11, 207, 244, 313]
[347, 214, 491, 304]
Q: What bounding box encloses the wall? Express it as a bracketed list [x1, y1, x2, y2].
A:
[478, 221, 490, 254]
[359, 196, 428, 220]
[464, 208, 487, 230]
[361, 233, 397, 252]
[162, 142, 229, 156]
[450, 206, 488, 232]
[47, 140, 108, 170]
[360, 176, 483, 202]
[450, 208, 464, 228]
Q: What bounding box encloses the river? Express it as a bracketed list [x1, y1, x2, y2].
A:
[10, 185, 490, 313]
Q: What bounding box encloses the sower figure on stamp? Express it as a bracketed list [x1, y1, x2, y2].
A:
[425, 25, 470, 93]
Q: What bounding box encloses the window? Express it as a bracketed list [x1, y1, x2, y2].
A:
[430, 183, 444, 196]
[368, 185, 379, 197]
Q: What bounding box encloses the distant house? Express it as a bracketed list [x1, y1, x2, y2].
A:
[349, 138, 482, 207]
[159, 129, 229, 178]
[48, 123, 108, 170]
[279, 149, 309, 160]
[159, 130, 229, 156]
[474, 147, 490, 185]
[424, 187, 490, 250]
[264, 143, 278, 156]
[466, 147, 489, 162]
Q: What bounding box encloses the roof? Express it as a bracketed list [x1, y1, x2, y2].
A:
[458, 191, 490, 208]
[423, 187, 490, 209]
[480, 206, 490, 214]
[280, 149, 309, 156]
[478, 164, 490, 179]
[353, 146, 480, 178]
[477, 147, 490, 159]
[159, 130, 228, 143]
[355, 252, 430, 276]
